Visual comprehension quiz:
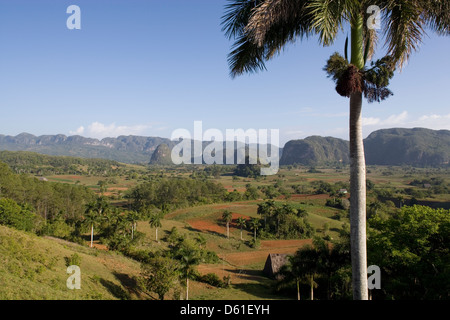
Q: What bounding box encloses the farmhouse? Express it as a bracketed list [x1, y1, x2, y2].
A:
[263, 253, 290, 279]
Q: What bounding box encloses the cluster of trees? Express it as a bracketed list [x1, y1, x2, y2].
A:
[0, 161, 96, 235]
[218, 201, 315, 245]
[276, 205, 449, 300]
[276, 237, 351, 300]
[139, 227, 223, 300]
[0, 161, 144, 250]
[256, 200, 315, 240]
[0, 151, 126, 177]
[367, 205, 450, 299]
[127, 178, 263, 212]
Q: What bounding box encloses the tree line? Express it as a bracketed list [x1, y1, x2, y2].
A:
[274, 205, 449, 300]
[0, 150, 126, 176]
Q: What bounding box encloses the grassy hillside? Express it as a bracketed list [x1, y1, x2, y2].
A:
[0, 225, 142, 300]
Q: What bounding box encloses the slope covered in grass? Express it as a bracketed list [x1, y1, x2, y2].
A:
[0, 225, 143, 300]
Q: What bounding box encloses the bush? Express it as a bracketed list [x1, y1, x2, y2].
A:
[0, 198, 37, 232]
[197, 273, 228, 288]
[64, 253, 82, 267]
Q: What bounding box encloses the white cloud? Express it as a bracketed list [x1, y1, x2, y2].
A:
[70, 126, 85, 135]
[70, 122, 150, 139]
[413, 113, 450, 130]
[363, 111, 409, 127]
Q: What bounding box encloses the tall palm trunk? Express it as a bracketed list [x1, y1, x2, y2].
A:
[186, 277, 189, 300]
[90, 224, 94, 248]
[297, 279, 300, 300]
[349, 14, 368, 300]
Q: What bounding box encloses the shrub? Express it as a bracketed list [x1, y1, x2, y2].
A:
[64, 253, 81, 267]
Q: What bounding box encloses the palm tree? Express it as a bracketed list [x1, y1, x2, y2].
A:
[149, 211, 163, 242]
[257, 199, 275, 228]
[236, 217, 247, 240]
[127, 210, 140, 240]
[222, 210, 233, 239]
[178, 248, 200, 300]
[83, 209, 100, 248]
[248, 217, 261, 242]
[222, 0, 449, 300]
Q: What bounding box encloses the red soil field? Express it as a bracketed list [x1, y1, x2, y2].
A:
[220, 239, 312, 266]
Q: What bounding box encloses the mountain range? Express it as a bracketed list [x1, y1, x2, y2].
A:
[0, 128, 449, 167]
[280, 128, 450, 167]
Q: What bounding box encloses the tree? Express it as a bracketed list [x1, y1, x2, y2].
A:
[149, 211, 164, 242]
[126, 210, 140, 240]
[140, 256, 180, 300]
[83, 209, 100, 248]
[257, 199, 275, 227]
[178, 248, 200, 300]
[248, 217, 261, 242]
[368, 205, 450, 299]
[222, 210, 233, 239]
[236, 217, 247, 240]
[222, 0, 449, 300]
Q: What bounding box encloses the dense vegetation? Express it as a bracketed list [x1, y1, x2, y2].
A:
[126, 178, 228, 211]
[0, 150, 449, 300]
[275, 205, 450, 300]
[0, 150, 126, 176]
[0, 161, 95, 231]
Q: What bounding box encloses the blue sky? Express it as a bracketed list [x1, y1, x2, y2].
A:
[0, 0, 449, 146]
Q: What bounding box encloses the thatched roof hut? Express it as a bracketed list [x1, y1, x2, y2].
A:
[263, 253, 290, 279]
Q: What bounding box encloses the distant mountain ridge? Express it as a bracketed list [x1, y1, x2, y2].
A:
[0, 133, 175, 164]
[280, 136, 350, 166]
[280, 128, 450, 167]
[1, 128, 449, 167]
[364, 128, 450, 167]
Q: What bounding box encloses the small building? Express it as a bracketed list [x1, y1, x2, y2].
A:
[38, 177, 48, 182]
[263, 253, 290, 279]
[338, 189, 348, 194]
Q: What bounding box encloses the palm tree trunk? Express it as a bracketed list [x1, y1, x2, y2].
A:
[349, 13, 368, 301]
[186, 277, 189, 301]
[297, 280, 300, 300]
[310, 276, 314, 301]
[90, 224, 94, 248]
[156, 228, 158, 242]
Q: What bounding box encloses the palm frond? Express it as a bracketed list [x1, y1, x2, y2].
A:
[306, 0, 355, 46]
[382, 0, 426, 69]
[224, 0, 313, 77]
[420, 0, 450, 35]
[221, 0, 262, 40]
[227, 34, 268, 78]
[245, 0, 313, 47]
